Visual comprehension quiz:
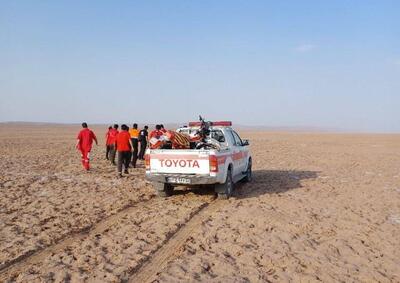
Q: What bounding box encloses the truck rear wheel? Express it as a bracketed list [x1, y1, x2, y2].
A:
[216, 169, 233, 199]
[242, 159, 252, 183]
[153, 182, 174, 197]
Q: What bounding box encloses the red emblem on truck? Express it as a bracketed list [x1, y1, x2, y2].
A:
[160, 159, 200, 168]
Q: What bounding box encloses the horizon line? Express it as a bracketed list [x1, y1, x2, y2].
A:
[1, 121, 399, 134]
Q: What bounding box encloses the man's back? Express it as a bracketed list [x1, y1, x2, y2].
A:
[116, 131, 131, 151]
[129, 128, 139, 139]
[109, 129, 119, 144]
[78, 128, 96, 150]
[106, 129, 113, 145]
[139, 129, 148, 142]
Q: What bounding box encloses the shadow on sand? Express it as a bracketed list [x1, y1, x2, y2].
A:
[234, 170, 319, 198]
[173, 185, 216, 196]
[172, 170, 319, 198]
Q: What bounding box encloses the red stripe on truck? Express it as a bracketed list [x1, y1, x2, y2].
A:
[217, 152, 248, 164]
[217, 156, 226, 164]
[232, 152, 245, 160]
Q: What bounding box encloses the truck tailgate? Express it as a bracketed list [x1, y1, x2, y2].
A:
[149, 150, 210, 174]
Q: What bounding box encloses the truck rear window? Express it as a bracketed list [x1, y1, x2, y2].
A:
[178, 129, 225, 143]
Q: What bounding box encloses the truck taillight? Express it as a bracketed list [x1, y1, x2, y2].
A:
[209, 155, 218, 173]
[145, 154, 150, 170]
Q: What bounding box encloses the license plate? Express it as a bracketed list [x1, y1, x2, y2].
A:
[166, 177, 191, 184]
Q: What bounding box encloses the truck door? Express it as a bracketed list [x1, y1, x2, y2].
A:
[231, 130, 246, 174]
[227, 130, 244, 177]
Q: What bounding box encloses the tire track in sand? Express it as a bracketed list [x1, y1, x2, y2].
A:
[128, 197, 225, 283]
[0, 196, 156, 281]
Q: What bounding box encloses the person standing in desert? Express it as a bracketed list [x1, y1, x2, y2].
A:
[129, 123, 139, 168]
[108, 124, 119, 165]
[105, 126, 112, 160]
[76, 122, 98, 171]
[138, 125, 149, 160]
[116, 124, 133, 177]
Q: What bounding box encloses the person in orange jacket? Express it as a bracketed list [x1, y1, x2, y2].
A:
[129, 123, 140, 168]
[76, 122, 98, 171]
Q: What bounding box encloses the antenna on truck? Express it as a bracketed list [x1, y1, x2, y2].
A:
[198, 115, 211, 142]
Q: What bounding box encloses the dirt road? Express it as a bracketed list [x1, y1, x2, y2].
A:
[0, 124, 399, 282]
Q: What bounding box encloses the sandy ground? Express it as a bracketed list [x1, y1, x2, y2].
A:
[0, 124, 399, 282]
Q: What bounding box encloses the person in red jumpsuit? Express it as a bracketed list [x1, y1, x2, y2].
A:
[116, 124, 133, 177]
[108, 124, 119, 165]
[149, 124, 165, 149]
[149, 124, 164, 139]
[76, 122, 98, 171]
[105, 126, 112, 160]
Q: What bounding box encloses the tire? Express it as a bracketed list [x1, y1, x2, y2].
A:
[216, 169, 233, 199]
[242, 159, 252, 183]
[153, 182, 174, 197]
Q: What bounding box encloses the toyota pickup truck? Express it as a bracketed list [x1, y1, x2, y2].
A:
[145, 121, 252, 199]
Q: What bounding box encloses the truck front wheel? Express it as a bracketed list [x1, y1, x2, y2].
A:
[216, 169, 233, 199]
[153, 182, 174, 197]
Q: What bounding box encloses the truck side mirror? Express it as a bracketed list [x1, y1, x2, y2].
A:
[242, 139, 249, 146]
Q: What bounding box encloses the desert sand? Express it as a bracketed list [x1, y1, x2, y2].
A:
[0, 124, 399, 282]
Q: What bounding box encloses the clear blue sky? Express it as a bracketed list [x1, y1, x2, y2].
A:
[0, 1, 399, 132]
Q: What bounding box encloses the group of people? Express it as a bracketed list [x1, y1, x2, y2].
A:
[76, 122, 167, 177]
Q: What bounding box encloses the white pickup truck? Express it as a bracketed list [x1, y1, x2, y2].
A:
[145, 122, 252, 199]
